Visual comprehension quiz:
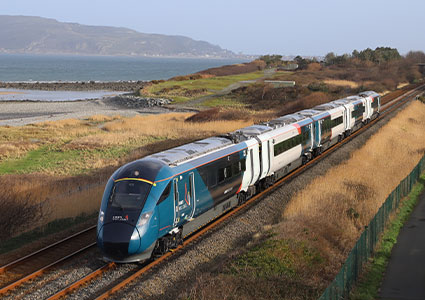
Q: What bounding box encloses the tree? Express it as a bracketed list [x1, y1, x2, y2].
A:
[258, 54, 283, 67]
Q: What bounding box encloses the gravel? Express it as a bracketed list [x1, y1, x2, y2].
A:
[1, 249, 105, 300]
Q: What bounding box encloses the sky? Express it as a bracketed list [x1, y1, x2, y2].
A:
[2, 0, 425, 56]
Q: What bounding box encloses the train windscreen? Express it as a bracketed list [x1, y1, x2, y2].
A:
[109, 180, 151, 210]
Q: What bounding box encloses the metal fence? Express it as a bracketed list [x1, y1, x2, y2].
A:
[319, 154, 425, 300]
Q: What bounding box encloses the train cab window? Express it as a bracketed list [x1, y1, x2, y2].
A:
[158, 181, 171, 204]
[110, 180, 151, 210]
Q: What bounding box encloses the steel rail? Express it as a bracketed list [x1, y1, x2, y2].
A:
[0, 243, 96, 296]
[92, 85, 424, 299]
[0, 225, 96, 274]
[47, 262, 115, 300]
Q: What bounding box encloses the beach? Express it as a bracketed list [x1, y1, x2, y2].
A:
[0, 97, 183, 126]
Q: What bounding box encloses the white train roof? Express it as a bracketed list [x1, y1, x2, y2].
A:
[148, 136, 232, 166]
[314, 102, 344, 110]
[359, 91, 380, 97]
[226, 124, 273, 142]
[264, 113, 310, 129]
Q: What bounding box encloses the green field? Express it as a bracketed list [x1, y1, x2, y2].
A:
[141, 71, 266, 102]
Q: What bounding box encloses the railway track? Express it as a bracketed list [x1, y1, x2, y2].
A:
[1, 84, 423, 299]
[0, 225, 97, 296]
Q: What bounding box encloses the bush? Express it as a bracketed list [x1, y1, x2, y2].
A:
[308, 82, 328, 92]
[196, 60, 266, 77]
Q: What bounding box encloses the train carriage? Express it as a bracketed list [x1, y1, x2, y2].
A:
[359, 91, 381, 120]
[332, 96, 367, 135]
[97, 90, 382, 263]
[307, 103, 346, 153]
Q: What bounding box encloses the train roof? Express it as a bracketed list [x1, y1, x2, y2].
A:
[359, 91, 380, 97]
[148, 136, 232, 166]
[264, 113, 310, 129]
[314, 102, 344, 110]
[226, 124, 273, 142]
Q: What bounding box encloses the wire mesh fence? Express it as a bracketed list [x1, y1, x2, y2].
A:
[319, 154, 425, 300]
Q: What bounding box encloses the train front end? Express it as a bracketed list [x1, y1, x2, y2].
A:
[96, 158, 172, 263]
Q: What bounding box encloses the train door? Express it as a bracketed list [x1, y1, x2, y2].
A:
[259, 140, 271, 179]
[173, 173, 195, 226]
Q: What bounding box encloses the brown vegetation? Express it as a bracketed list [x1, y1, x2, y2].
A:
[185, 107, 252, 123]
[195, 60, 266, 77]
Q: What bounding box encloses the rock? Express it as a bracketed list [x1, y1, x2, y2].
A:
[105, 95, 173, 108]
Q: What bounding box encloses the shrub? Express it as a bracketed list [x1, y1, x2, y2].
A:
[308, 82, 328, 92]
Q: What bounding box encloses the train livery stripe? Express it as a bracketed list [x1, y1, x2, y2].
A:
[293, 123, 302, 134]
[114, 178, 157, 186]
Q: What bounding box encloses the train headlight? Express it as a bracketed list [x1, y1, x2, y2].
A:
[137, 211, 153, 227]
[99, 211, 105, 224]
[131, 229, 139, 240]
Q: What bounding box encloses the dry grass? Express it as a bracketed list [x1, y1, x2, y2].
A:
[0, 91, 25, 95]
[324, 79, 359, 88]
[278, 100, 425, 282]
[396, 82, 409, 89]
[102, 113, 251, 138]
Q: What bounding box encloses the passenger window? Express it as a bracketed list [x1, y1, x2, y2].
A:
[200, 171, 208, 186]
[218, 168, 225, 183]
[158, 182, 171, 204]
[209, 172, 217, 187]
[225, 165, 232, 178]
[232, 162, 240, 176]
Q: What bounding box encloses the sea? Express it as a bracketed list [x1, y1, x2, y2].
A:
[0, 54, 248, 82]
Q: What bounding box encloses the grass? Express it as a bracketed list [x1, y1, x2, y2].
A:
[0, 113, 252, 176]
[350, 174, 425, 300]
[230, 238, 324, 279]
[324, 79, 360, 88]
[201, 96, 247, 108]
[141, 71, 266, 102]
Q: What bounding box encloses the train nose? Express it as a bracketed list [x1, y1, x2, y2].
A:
[101, 222, 141, 259]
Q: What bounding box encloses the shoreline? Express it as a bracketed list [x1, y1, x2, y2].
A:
[0, 97, 197, 126]
[0, 81, 148, 92]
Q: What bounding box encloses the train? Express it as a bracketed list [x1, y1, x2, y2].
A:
[96, 90, 381, 263]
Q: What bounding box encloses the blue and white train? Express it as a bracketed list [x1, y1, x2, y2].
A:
[96, 91, 380, 262]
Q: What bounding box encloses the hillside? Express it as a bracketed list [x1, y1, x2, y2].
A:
[0, 15, 236, 58]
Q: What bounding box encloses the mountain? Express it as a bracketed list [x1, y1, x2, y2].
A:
[0, 15, 236, 58]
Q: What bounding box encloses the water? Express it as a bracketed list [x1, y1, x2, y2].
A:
[0, 54, 248, 82]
